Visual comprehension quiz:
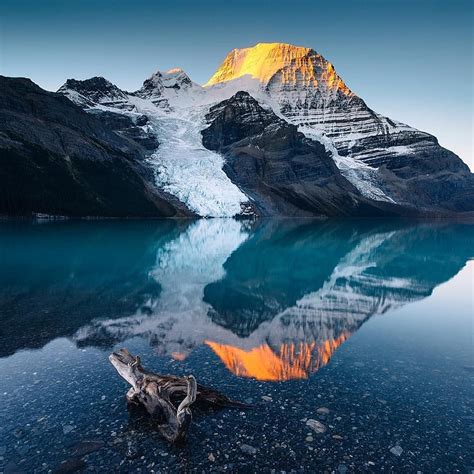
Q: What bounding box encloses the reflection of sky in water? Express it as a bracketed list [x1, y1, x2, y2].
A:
[0, 220, 472, 472]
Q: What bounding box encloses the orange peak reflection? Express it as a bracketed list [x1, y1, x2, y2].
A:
[171, 352, 187, 361]
[205, 333, 349, 382]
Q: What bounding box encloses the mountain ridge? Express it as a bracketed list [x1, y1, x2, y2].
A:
[1, 41, 472, 218]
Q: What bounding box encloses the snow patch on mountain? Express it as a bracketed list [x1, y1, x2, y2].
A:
[135, 67, 206, 110]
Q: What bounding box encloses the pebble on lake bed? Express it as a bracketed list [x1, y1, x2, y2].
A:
[390, 445, 403, 456]
[316, 407, 330, 415]
[240, 444, 257, 455]
[306, 419, 327, 434]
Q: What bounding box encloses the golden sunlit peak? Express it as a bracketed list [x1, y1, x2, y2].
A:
[204, 42, 353, 97]
[205, 42, 312, 87]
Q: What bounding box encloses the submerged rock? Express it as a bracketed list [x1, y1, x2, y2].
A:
[71, 440, 104, 457]
[240, 444, 257, 455]
[390, 445, 403, 456]
[306, 419, 327, 434]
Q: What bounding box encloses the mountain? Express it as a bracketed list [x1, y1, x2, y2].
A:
[57, 70, 254, 217]
[135, 67, 203, 108]
[1, 42, 471, 218]
[58, 76, 160, 150]
[0, 76, 191, 217]
[57, 76, 131, 109]
[205, 43, 474, 212]
[55, 43, 473, 217]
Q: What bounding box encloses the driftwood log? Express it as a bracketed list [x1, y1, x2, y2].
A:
[109, 348, 245, 443]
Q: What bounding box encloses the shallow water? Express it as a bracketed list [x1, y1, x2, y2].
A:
[0, 219, 472, 473]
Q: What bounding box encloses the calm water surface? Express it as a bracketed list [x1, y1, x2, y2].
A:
[0, 219, 472, 473]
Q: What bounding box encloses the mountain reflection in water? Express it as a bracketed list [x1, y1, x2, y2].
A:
[206, 335, 349, 381]
[0, 219, 472, 381]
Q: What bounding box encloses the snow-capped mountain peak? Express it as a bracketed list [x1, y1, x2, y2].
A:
[137, 67, 202, 105]
[57, 76, 130, 108]
[202, 41, 453, 207]
[204, 42, 352, 97]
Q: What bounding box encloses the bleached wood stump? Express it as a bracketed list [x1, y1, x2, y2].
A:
[109, 348, 244, 443]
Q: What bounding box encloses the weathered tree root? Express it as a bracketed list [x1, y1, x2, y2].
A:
[109, 348, 246, 443]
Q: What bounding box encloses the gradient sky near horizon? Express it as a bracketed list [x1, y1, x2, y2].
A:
[1, 0, 472, 169]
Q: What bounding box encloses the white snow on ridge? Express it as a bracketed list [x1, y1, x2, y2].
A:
[297, 125, 395, 203]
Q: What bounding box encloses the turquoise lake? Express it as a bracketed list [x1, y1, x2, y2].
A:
[0, 219, 472, 472]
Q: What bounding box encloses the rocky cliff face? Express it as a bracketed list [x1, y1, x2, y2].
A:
[0, 76, 191, 217]
[205, 43, 435, 163]
[202, 91, 399, 216]
[58, 76, 160, 150]
[58, 76, 132, 109]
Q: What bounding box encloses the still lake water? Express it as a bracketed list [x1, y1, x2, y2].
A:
[0, 219, 472, 473]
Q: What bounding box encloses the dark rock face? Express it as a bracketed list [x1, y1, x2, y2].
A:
[0, 76, 190, 217]
[202, 92, 398, 217]
[87, 110, 159, 150]
[374, 146, 474, 213]
[58, 77, 159, 150]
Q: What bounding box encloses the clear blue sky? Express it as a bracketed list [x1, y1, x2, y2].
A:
[1, 0, 472, 169]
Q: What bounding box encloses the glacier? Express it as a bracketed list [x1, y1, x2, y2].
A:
[146, 106, 248, 217]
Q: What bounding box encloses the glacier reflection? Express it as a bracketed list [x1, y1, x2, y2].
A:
[74, 219, 249, 357]
[70, 220, 473, 381]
